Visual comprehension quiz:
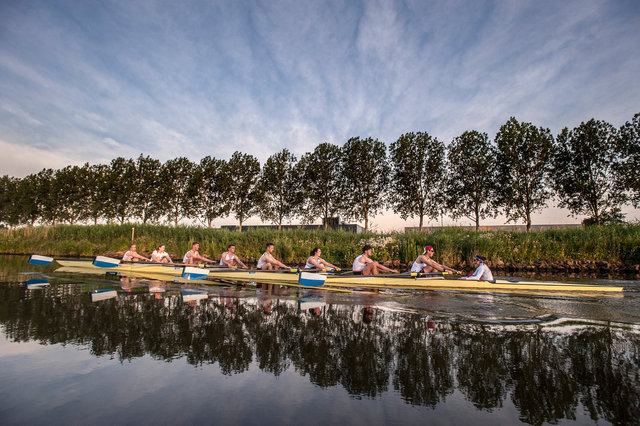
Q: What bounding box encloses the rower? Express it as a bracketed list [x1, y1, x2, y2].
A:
[352, 245, 398, 275]
[150, 244, 173, 263]
[183, 241, 214, 265]
[460, 255, 494, 282]
[410, 245, 459, 274]
[219, 244, 247, 269]
[305, 247, 341, 271]
[122, 244, 150, 262]
[257, 243, 290, 270]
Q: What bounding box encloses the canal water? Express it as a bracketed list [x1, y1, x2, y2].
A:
[1, 255, 639, 425]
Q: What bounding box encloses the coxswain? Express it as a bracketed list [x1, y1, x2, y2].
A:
[257, 243, 290, 270]
[410, 245, 459, 274]
[460, 255, 494, 281]
[305, 247, 341, 271]
[352, 245, 398, 275]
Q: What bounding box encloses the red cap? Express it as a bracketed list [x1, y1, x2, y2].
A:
[423, 245, 433, 254]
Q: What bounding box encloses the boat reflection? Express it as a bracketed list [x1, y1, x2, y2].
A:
[0, 282, 638, 425]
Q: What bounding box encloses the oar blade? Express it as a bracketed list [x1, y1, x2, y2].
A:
[183, 266, 209, 280]
[29, 255, 54, 266]
[298, 272, 327, 287]
[93, 256, 121, 268]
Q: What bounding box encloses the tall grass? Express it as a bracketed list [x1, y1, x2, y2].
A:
[1, 224, 639, 267]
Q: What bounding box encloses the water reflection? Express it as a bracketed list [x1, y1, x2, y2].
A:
[0, 280, 638, 425]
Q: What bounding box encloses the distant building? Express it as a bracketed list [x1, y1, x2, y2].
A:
[404, 224, 583, 233]
[221, 217, 364, 233]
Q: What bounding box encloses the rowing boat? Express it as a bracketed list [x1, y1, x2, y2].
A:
[198, 270, 623, 292]
[40, 256, 625, 293]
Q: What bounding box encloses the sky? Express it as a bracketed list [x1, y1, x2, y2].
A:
[1, 0, 639, 230]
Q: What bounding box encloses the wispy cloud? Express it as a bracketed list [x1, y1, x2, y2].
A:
[1, 0, 639, 227]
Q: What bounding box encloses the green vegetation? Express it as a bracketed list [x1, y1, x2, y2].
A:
[1, 224, 638, 267]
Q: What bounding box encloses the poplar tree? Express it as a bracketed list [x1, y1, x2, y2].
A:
[340, 137, 389, 232]
[226, 151, 261, 231]
[619, 112, 640, 207]
[553, 119, 626, 225]
[258, 148, 300, 230]
[389, 132, 446, 231]
[132, 155, 162, 224]
[446, 131, 497, 230]
[191, 156, 231, 228]
[159, 157, 197, 227]
[105, 157, 136, 224]
[494, 118, 554, 231]
[297, 143, 343, 230]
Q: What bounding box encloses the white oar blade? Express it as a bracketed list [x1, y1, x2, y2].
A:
[90, 289, 117, 302]
[26, 278, 50, 289]
[93, 256, 121, 268]
[298, 272, 327, 287]
[181, 289, 208, 302]
[29, 255, 54, 266]
[183, 266, 209, 280]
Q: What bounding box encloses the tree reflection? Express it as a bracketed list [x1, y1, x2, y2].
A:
[0, 283, 639, 424]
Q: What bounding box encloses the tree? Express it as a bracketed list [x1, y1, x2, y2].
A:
[104, 157, 137, 224]
[226, 151, 261, 231]
[389, 132, 447, 231]
[340, 137, 389, 232]
[51, 165, 91, 225]
[446, 131, 497, 231]
[16, 173, 41, 226]
[35, 168, 58, 225]
[158, 157, 197, 227]
[132, 155, 162, 223]
[0, 175, 20, 227]
[191, 156, 231, 228]
[494, 117, 554, 231]
[618, 112, 640, 207]
[297, 143, 343, 230]
[83, 163, 110, 225]
[258, 149, 300, 230]
[552, 119, 626, 225]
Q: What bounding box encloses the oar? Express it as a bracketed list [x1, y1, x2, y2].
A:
[28, 255, 54, 265]
[93, 256, 121, 268]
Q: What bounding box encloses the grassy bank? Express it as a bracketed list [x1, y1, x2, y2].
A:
[1, 224, 639, 269]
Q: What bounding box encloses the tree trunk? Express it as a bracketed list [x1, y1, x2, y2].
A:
[475, 206, 480, 232]
[419, 215, 424, 232]
[526, 210, 531, 232]
[364, 214, 369, 232]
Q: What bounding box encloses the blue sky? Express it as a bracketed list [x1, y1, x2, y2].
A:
[1, 0, 639, 229]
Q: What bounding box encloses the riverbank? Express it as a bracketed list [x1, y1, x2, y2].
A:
[1, 224, 639, 272]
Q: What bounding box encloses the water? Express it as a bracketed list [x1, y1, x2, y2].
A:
[1, 255, 639, 425]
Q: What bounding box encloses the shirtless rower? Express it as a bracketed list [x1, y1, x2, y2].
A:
[410, 245, 459, 274]
[257, 243, 290, 270]
[219, 244, 247, 269]
[352, 245, 398, 275]
[122, 244, 150, 262]
[305, 247, 341, 271]
[183, 242, 215, 265]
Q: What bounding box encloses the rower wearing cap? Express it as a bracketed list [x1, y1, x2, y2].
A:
[122, 244, 150, 262]
[411, 245, 459, 274]
[460, 255, 494, 281]
[352, 245, 398, 275]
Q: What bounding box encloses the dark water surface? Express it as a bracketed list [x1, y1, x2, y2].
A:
[1, 255, 639, 425]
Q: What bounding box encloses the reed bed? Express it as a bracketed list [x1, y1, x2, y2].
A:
[1, 224, 638, 267]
